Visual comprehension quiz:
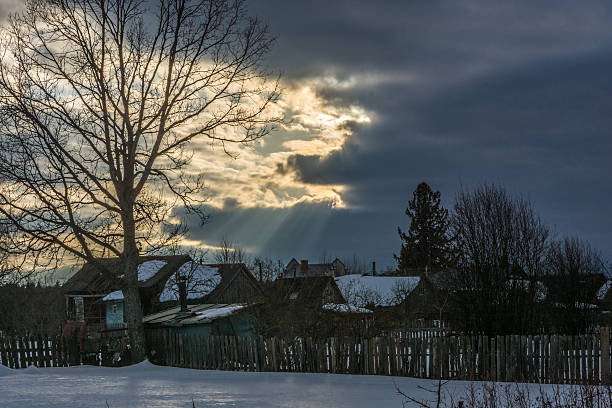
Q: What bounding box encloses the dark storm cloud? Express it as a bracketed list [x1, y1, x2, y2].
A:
[252, 0, 612, 84]
[269, 46, 612, 261]
[184, 0, 612, 266]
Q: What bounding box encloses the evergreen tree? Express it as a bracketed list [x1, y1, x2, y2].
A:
[395, 182, 450, 274]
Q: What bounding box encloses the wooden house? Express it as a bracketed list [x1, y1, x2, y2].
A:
[280, 258, 348, 278]
[62, 255, 190, 338]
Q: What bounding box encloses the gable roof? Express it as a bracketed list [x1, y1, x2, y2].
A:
[143, 303, 253, 326]
[158, 263, 263, 304]
[62, 255, 190, 295]
[541, 273, 607, 303]
[282, 258, 347, 278]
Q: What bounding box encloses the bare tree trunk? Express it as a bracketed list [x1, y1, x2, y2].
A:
[122, 212, 146, 362]
[123, 286, 146, 362]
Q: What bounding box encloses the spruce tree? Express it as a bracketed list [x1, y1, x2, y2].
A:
[395, 182, 450, 274]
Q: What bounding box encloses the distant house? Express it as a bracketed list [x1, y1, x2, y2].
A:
[62, 255, 190, 338]
[400, 271, 452, 324]
[258, 276, 363, 337]
[280, 258, 348, 278]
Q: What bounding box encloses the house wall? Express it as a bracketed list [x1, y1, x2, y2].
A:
[167, 312, 256, 337]
[209, 272, 260, 304]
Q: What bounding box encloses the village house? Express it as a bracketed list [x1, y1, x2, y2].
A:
[62, 255, 190, 339]
[257, 275, 372, 338]
[279, 258, 348, 278]
[62, 256, 263, 339]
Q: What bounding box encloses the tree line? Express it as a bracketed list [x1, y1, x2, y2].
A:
[395, 182, 608, 335]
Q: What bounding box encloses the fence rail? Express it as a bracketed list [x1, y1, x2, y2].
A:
[146, 327, 612, 384]
[0, 335, 81, 368]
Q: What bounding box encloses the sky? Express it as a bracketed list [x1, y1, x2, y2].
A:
[188, 0, 612, 269]
[2, 1, 612, 271]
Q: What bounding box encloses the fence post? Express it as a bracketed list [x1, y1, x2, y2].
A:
[601, 327, 610, 384]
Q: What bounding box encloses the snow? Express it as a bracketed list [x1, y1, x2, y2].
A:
[159, 262, 221, 302]
[103, 290, 124, 301]
[322, 303, 373, 313]
[0, 361, 573, 408]
[137, 260, 168, 282]
[193, 305, 246, 321]
[0, 364, 13, 377]
[598, 280, 612, 300]
[335, 274, 420, 307]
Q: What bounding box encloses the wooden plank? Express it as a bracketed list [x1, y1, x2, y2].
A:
[602, 327, 611, 384]
[0, 337, 7, 368]
[587, 335, 593, 382]
[551, 335, 558, 384]
[594, 334, 600, 384]
[580, 335, 586, 383]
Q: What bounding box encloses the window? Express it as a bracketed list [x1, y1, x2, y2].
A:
[75, 297, 84, 322]
[112, 304, 118, 314]
[418, 285, 425, 296]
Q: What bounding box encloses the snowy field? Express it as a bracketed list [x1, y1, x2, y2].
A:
[0, 360, 476, 408]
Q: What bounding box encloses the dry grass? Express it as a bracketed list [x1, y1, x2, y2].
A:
[397, 379, 612, 408]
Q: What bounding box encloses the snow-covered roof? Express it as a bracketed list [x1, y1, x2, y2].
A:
[159, 262, 221, 302]
[322, 303, 373, 314]
[335, 275, 420, 307]
[598, 280, 612, 300]
[135, 260, 168, 282]
[193, 305, 246, 321]
[102, 260, 169, 301]
[102, 290, 124, 302]
[143, 303, 249, 325]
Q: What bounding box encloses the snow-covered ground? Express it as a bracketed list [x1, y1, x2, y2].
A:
[0, 361, 480, 408]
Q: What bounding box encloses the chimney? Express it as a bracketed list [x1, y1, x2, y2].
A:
[372, 261, 376, 276]
[258, 262, 263, 281]
[300, 259, 308, 277]
[178, 274, 188, 312]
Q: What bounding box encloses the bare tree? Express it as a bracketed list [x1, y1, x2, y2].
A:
[0, 0, 280, 360]
[450, 184, 550, 334]
[251, 256, 282, 281]
[214, 237, 250, 264]
[545, 236, 605, 333]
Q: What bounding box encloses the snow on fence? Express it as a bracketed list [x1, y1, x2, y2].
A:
[0, 335, 81, 369]
[146, 327, 612, 384]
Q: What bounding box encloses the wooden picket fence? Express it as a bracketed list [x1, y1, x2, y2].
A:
[146, 327, 612, 384]
[0, 335, 81, 368]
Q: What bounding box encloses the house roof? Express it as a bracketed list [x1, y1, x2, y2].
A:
[158, 263, 263, 303]
[598, 280, 612, 301]
[143, 303, 253, 326]
[282, 258, 345, 278]
[541, 273, 607, 303]
[62, 255, 191, 295]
